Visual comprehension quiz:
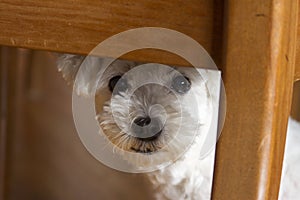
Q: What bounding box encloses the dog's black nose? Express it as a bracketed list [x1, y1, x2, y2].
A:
[132, 117, 163, 142]
[134, 116, 151, 127]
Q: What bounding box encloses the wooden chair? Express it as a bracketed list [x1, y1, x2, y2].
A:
[0, 0, 300, 199]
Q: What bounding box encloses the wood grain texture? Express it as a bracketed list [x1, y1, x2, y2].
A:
[0, 0, 220, 66]
[296, 2, 300, 81]
[212, 0, 298, 200]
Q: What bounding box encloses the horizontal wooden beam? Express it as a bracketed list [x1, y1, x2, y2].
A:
[0, 0, 222, 66]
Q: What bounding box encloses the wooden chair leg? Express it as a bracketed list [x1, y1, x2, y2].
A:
[0, 47, 33, 200]
[0, 47, 8, 200]
[212, 0, 298, 199]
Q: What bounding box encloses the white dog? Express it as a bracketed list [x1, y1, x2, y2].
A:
[58, 54, 300, 200]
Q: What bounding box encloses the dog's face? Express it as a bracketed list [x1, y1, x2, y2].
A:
[94, 60, 212, 165]
[58, 55, 213, 168]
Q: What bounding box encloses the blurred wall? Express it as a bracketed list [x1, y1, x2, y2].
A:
[1, 47, 152, 200]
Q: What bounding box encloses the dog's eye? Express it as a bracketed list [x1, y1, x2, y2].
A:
[108, 75, 128, 93]
[171, 75, 191, 94]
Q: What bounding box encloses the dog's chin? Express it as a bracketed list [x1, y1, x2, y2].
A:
[130, 131, 163, 154]
[99, 120, 200, 169]
[102, 129, 167, 154]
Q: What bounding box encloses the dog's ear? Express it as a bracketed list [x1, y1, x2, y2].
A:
[57, 54, 85, 85]
[57, 54, 105, 97]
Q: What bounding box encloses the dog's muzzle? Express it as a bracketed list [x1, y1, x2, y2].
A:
[131, 116, 163, 141]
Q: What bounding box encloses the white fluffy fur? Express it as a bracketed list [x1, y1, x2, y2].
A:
[58, 54, 300, 200]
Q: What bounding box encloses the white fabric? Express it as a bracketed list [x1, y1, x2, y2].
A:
[279, 118, 300, 200]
